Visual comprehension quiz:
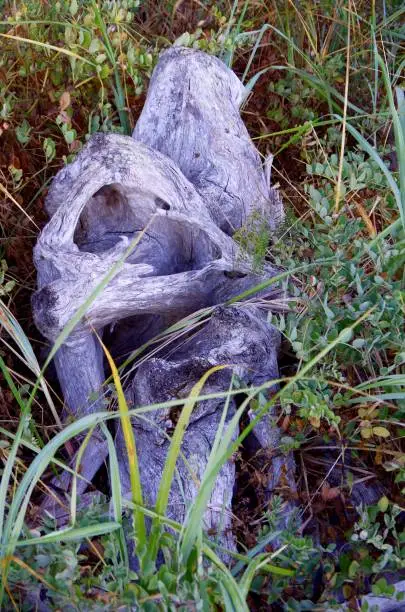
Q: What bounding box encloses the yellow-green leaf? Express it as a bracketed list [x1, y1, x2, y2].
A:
[372, 426, 390, 438]
[349, 560, 360, 579]
[377, 496, 390, 513]
[360, 427, 372, 439]
[70, 0, 78, 16]
[99, 335, 146, 547]
[358, 406, 377, 419]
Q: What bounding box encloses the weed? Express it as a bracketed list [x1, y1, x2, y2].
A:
[0, 0, 404, 609]
[234, 210, 271, 273]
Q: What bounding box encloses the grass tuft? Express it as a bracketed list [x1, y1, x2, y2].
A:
[0, 0, 403, 608]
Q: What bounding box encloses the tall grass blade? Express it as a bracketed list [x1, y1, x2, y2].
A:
[202, 544, 249, 611]
[0, 300, 61, 428]
[338, 117, 403, 226]
[243, 67, 270, 102]
[100, 423, 123, 525]
[227, 256, 336, 304]
[334, 0, 351, 213]
[91, 1, 131, 134]
[0, 359, 29, 545]
[239, 554, 279, 598]
[356, 374, 405, 390]
[0, 427, 88, 482]
[180, 308, 375, 563]
[100, 423, 129, 570]
[241, 24, 270, 83]
[396, 86, 405, 136]
[2, 410, 111, 559]
[231, 530, 282, 575]
[147, 365, 226, 569]
[0, 32, 96, 66]
[220, 0, 239, 65]
[375, 51, 405, 230]
[100, 339, 147, 554]
[14, 523, 121, 547]
[70, 428, 94, 526]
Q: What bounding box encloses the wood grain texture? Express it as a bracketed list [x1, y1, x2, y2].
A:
[32, 47, 291, 544]
[116, 305, 285, 552]
[134, 46, 284, 234]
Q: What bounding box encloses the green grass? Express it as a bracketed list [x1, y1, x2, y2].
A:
[0, 0, 404, 609]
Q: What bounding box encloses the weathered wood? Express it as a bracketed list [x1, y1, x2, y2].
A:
[116, 305, 288, 551]
[32, 47, 289, 544]
[33, 133, 281, 415]
[133, 46, 284, 234]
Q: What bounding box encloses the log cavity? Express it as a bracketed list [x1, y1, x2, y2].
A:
[73, 183, 222, 274]
[73, 184, 140, 255]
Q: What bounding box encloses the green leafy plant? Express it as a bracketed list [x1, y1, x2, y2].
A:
[0, 0, 404, 608]
[234, 210, 271, 272]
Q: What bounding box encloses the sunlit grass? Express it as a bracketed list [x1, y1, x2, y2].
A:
[0, 0, 403, 607]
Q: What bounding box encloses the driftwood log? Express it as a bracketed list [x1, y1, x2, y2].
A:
[32, 48, 293, 550]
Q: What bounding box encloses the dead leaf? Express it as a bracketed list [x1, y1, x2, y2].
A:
[10, 154, 21, 169]
[69, 139, 81, 153]
[321, 482, 340, 501]
[59, 91, 71, 112]
[309, 415, 321, 428]
[281, 415, 290, 431]
[355, 200, 376, 238]
[375, 448, 383, 465]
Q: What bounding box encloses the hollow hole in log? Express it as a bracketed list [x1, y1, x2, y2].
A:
[223, 270, 246, 279]
[91, 458, 111, 495]
[102, 313, 167, 365]
[155, 197, 170, 211]
[73, 184, 221, 273]
[74, 183, 143, 254]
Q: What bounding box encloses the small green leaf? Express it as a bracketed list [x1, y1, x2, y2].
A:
[377, 496, 390, 513]
[174, 32, 191, 47]
[64, 129, 76, 145]
[4, 281, 15, 293]
[360, 427, 373, 439]
[15, 119, 31, 145]
[43, 137, 56, 162]
[15, 522, 121, 546]
[98, 64, 110, 79]
[338, 327, 353, 344]
[372, 426, 390, 438]
[89, 38, 101, 54]
[349, 560, 360, 579]
[70, 0, 78, 16]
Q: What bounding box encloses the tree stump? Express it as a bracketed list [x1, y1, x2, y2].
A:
[32, 47, 293, 551]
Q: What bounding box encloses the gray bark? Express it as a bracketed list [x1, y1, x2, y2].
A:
[117, 305, 287, 552]
[133, 47, 284, 234]
[32, 47, 292, 549]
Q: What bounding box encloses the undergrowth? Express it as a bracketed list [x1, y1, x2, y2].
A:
[0, 0, 404, 610]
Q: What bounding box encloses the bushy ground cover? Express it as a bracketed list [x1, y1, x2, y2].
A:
[0, 1, 403, 609]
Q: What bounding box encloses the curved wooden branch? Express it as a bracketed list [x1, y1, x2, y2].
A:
[134, 47, 283, 233]
[32, 48, 290, 543]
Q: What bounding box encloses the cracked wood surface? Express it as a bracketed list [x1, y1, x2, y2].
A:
[33, 47, 292, 551]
